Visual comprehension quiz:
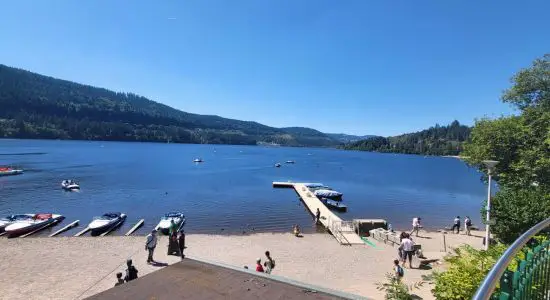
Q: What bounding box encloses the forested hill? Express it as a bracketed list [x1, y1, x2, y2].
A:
[342, 121, 471, 156]
[0, 64, 339, 147]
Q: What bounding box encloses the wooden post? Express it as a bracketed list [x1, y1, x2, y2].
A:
[443, 233, 447, 252]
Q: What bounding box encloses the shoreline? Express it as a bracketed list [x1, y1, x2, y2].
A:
[0, 231, 485, 300]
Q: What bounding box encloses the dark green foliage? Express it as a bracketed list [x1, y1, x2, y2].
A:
[342, 120, 471, 156]
[0, 64, 340, 147]
[484, 188, 550, 244]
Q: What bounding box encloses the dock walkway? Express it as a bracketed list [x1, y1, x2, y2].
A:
[273, 182, 364, 245]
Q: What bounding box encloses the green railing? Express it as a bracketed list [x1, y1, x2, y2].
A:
[498, 240, 550, 299]
[473, 217, 550, 300]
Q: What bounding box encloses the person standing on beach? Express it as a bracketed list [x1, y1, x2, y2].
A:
[145, 229, 158, 263]
[451, 216, 461, 234]
[169, 220, 178, 237]
[114, 272, 125, 286]
[255, 258, 264, 273]
[410, 217, 421, 237]
[315, 208, 321, 224]
[400, 234, 415, 268]
[264, 251, 275, 274]
[178, 230, 186, 259]
[124, 259, 138, 282]
[464, 216, 472, 236]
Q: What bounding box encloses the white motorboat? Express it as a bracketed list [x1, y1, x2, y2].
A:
[156, 212, 185, 235]
[0, 167, 23, 177]
[285, 160, 295, 164]
[193, 158, 204, 163]
[275, 163, 281, 168]
[4, 213, 65, 238]
[88, 212, 126, 236]
[61, 180, 80, 191]
[0, 214, 34, 232]
[313, 189, 343, 200]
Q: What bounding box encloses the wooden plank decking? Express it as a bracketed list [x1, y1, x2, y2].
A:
[273, 182, 364, 245]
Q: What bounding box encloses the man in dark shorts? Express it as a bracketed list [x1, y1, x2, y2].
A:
[399, 233, 415, 268]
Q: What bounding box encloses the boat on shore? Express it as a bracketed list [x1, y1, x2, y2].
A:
[321, 198, 347, 212]
[155, 212, 185, 235]
[88, 212, 126, 236]
[61, 180, 80, 191]
[4, 213, 65, 238]
[0, 214, 35, 232]
[313, 189, 343, 200]
[0, 167, 24, 177]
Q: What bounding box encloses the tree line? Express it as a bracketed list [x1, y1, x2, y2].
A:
[342, 120, 471, 156]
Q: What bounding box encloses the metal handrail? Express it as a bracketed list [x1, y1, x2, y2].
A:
[472, 216, 550, 300]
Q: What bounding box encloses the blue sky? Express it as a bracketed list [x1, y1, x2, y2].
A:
[1, 1, 549, 136]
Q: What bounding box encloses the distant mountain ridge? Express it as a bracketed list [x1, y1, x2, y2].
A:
[0, 64, 355, 147]
[342, 121, 471, 156]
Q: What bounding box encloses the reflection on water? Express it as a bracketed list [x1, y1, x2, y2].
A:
[0, 139, 487, 236]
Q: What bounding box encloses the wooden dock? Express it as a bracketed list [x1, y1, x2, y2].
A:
[273, 182, 364, 245]
[125, 219, 144, 236]
[49, 220, 79, 237]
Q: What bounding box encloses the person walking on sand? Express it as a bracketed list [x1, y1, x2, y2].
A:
[464, 216, 472, 236]
[124, 259, 139, 282]
[400, 234, 415, 268]
[145, 229, 158, 263]
[114, 272, 125, 286]
[451, 216, 461, 234]
[255, 258, 264, 273]
[264, 251, 276, 274]
[315, 208, 321, 224]
[178, 230, 186, 259]
[410, 217, 421, 237]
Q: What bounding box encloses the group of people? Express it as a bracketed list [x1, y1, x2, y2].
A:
[451, 216, 473, 235]
[114, 259, 139, 286]
[254, 251, 276, 274]
[145, 222, 186, 265]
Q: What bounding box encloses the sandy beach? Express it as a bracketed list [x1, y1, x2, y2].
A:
[0, 230, 485, 300]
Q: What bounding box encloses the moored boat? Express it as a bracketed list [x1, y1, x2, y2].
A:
[61, 180, 80, 191]
[4, 213, 65, 238]
[313, 189, 343, 200]
[0, 167, 24, 177]
[321, 198, 347, 212]
[156, 212, 185, 235]
[0, 214, 34, 232]
[88, 212, 126, 236]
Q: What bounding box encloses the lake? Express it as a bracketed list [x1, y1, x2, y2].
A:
[0, 139, 488, 236]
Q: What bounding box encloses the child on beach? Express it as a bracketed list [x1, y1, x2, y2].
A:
[255, 258, 264, 273]
[124, 259, 139, 282]
[394, 259, 404, 279]
[264, 251, 275, 274]
[293, 224, 301, 237]
[114, 272, 124, 286]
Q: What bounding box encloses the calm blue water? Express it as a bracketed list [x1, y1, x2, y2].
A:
[0, 139, 488, 236]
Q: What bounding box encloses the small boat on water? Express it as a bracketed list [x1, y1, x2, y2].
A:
[0, 214, 34, 232]
[4, 213, 65, 238]
[0, 167, 24, 177]
[321, 198, 347, 212]
[314, 189, 343, 200]
[275, 163, 281, 168]
[88, 212, 126, 236]
[193, 158, 204, 163]
[61, 180, 80, 191]
[285, 160, 295, 164]
[156, 212, 185, 235]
